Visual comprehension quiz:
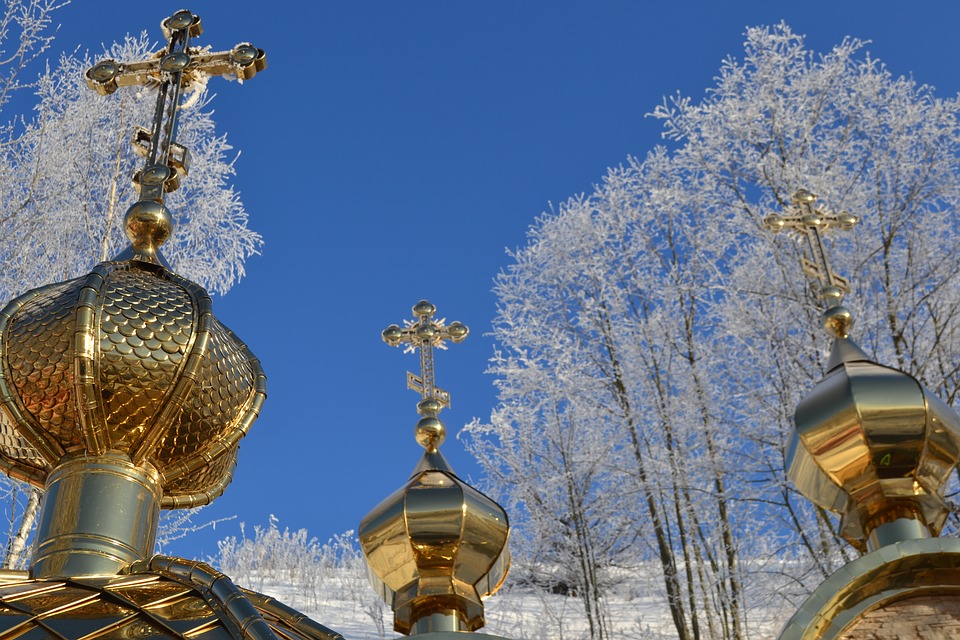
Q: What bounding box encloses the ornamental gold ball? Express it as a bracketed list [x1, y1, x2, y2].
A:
[838, 211, 859, 229]
[164, 10, 195, 31]
[801, 213, 821, 227]
[447, 321, 469, 342]
[415, 416, 446, 449]
[87, 59, 119, 83]
[762, 214, 784, 232]
[161, 9, 201, 38]
[231, 44, 259, 65]
[413, 300, 436, 317]
[125, 200, 173, 250]
[417, 323, 436, 340]
[823, 305, 853, 338]
[382, 324, 402, 345]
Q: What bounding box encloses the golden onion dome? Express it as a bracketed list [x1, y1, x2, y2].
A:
[360, 447, 510, 635]
[0, 217, 265, 509]
[786, 337, 960, 549]
[363, 301, 510, 635]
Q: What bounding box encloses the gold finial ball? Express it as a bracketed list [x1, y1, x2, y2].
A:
[413, 300, 436, 318]
[763, 214, 784, 233]
[415, 416, 446, 450]
[164, 10, 195, 31]
[125, 201, 173, 252]
[159, 52, 191, 73]
[231, 44, 260, 65]
[837, 211, 859, 230]
[418, 398, 443, 416]
[382, 324, 403, 346]
[823, 305, 854, 338]
[792, 189, 817, 204]
[447, 321, 469, 342]
[88, 59, 119, 84]
[161, 10, 202, 40]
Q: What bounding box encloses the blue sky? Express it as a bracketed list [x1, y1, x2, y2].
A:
[40, 2, 960, 558]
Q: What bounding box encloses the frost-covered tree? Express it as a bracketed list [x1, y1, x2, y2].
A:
[0, 33, 263, 566]
[464, 24, 960, 639]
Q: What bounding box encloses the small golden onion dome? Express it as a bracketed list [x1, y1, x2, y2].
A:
[786, 337, 960, 549]
[0, 257, 265, 509]
[358, 448, 510, 634]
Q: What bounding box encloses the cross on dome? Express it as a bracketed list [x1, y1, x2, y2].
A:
[763, 189, 859, 338]
[84, 9, 266, 264]
[382, 300, 468, 450]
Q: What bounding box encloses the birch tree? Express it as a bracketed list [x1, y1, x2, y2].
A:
[465, 23, 960, 639]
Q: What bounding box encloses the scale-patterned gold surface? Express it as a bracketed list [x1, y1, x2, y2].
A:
[161, 324, 254, 467]
[6, 280, 83, 452]
[98, 267, 196, 449]
[0, 260, 265, 507]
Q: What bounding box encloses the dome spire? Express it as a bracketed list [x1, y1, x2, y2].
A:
[382, 300, 469, 456]
[765, 190, 960, 553]
[85, 9, 265, 265]
[362, 301, 510, 636]
[0, 10, 269, 579]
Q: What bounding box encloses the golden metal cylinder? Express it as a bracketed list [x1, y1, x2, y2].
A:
[31, 453, 161, 578]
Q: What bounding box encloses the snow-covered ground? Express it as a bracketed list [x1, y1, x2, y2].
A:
[213, 523, 793, 639]
[238, 573, 789, 640]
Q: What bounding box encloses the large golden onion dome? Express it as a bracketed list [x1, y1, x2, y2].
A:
[0, 255, 265, 508]
[0, 10, 348, 640]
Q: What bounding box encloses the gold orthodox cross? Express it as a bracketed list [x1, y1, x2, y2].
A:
[85, 10, 266, 203]
[764, 189, 859, 337]
[382, 300, 469, 417]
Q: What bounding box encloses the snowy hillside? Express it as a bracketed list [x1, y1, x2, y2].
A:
[213, 522, 793, 640]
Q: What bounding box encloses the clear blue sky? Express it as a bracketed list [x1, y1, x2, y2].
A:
[39, 1, 960, 558]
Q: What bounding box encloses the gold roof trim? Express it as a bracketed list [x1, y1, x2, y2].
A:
[778, 537, 960, 639]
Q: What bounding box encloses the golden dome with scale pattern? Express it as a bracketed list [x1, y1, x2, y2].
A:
[0, 258, 265, 509]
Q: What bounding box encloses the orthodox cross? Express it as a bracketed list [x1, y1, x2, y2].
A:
[382, 300, 469, 418]
[85, 10, 265, 204]
[763, 189, 859, 337]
